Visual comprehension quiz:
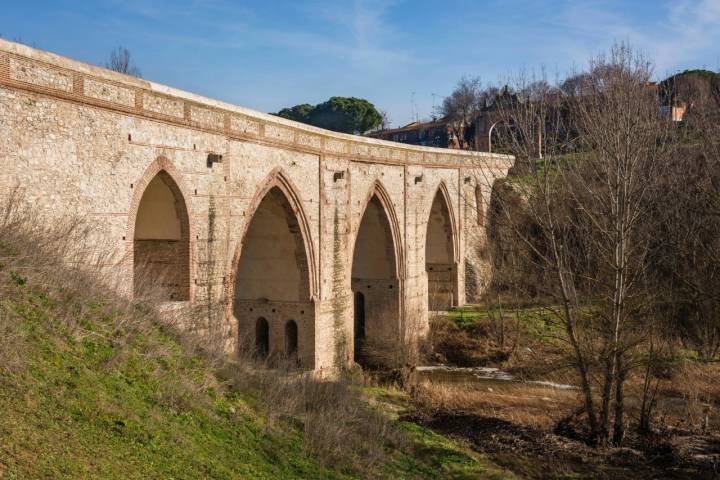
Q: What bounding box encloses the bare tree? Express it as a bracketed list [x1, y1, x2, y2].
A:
[104, 46, 142, 78]
[438, 76, 484, 150]
[654, 79, 720, 362]
[476, 43, 673, 445]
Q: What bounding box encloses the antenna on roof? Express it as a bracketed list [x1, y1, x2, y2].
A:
[410, 91, 416, 124]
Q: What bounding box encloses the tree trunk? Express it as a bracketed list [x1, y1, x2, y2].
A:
[598, 351, 617, 444]
[613, 354, 626, 445]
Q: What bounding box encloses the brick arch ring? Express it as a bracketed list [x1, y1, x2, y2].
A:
[350, 179, 405, 281]
[226, 167, 319, 309]
[125, 156, 196, 301]
[428, 180, 460, 265]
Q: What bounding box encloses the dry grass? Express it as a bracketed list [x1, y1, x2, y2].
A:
[0, 192, 408, 476]
[214, 351, 406, 475]
[423, 297, 720, 438]
[427, 315, 506, 366]
[410, 380, 578, 431]
[620, 361, 720, 434]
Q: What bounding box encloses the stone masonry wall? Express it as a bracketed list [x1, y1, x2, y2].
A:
[0, 39, 513, 374]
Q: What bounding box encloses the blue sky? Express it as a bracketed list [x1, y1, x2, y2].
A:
[2, 0, 719, 127]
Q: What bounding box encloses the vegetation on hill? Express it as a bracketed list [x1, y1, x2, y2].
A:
[275, 97, 383, 134]
[464, 42, 720, 451]
[659, 69, 720, 107]
[0, 202, 513, 479]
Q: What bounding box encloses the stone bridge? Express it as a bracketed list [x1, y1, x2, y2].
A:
[0, 40, 513, 374]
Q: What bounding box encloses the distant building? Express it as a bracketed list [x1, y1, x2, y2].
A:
[660, 104, 688, 122]
[647, 81, 687, 121]
[368, 119, 460, 149]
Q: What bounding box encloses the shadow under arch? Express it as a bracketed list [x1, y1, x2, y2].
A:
[126, 156, 194, 302]
[425, 181, 460, 310]
[350, 179, 404, 367]
[229, 168, 316, 368]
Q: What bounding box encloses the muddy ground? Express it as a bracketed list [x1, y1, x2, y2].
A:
[405, 408, 720, 479]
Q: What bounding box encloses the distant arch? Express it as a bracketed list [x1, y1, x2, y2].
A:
[350, 180, 403, 366]
[487, 121, 505, 154]
[425, 182, 459, 310]
[127, 157, 193, 301]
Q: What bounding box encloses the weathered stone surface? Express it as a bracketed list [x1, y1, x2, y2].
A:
[297, 132, 321, 149]
[9, 57, 73, 92]
[264, 123, 295, 143]
[0, 38, 513, 374]
[143, 93, 184, 118]
[84, 78, 135, 107]
[230, 115, 260, 136]
[190, 106, 224, 130]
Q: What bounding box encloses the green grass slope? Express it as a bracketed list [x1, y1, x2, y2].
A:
[0, 248, 513, 479]
[0, 276, 348, 479]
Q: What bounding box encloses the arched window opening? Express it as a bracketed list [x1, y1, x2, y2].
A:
[133, 171, 189, 301]
[285, 320, 298, 359]
[255, 317, 269, 360]
[353, 292, 366, 363]
[425, 190, 457, 311]
[351, 193, 400, 366]
[233, 185, 314, 368]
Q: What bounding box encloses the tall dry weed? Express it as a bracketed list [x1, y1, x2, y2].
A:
[0, 191, 405, 475]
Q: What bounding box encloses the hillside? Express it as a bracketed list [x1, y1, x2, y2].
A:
[0, 266, 343, 477]
[659, 69, 720, 106]
[0, 216, 513, 479]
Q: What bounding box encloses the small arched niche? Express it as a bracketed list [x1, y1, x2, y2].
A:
[255, 317, 270, 360]
[285, 320, 298, 359]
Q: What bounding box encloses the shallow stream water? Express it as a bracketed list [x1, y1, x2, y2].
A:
[412, 365, 576, 390]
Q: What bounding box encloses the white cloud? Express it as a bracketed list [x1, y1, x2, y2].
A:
[653, 0, 720, 74]
[545, 0, 720, 76]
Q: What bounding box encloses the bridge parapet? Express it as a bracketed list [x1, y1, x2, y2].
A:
[0, 39, 512, 171]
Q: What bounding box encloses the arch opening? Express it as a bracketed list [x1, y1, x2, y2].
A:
[133, 171, 190, 301]
[425, 189, 457, 311]
[351, 194, 400, 366]
[285, 320, 298, 360]
[353, 292, 365, 363]
[233, 186, 314, 368]
[256, 317, 269, 359]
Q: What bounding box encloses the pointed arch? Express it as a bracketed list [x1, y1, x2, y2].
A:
[229, 168, 316, 369]
[351, 180, 404, 280]
[430, 181, 459, 264]
[350, 179, 404, 366]
[425, 181, 460, 310]
[126, 156, 193, 301]
[228, 168, 317, 302]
